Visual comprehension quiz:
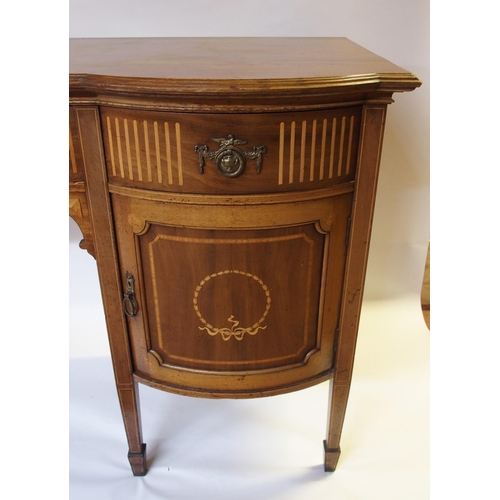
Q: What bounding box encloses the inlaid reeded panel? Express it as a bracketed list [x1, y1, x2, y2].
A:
[101, 107, 361, 195]
[104, 114, 184, 186]
[278, 116, 356, 185]
[138, 224, 326, 372]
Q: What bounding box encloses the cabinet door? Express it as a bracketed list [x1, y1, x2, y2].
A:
[111, 190, 352, 397]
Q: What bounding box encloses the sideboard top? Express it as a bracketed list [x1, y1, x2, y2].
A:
[69, 37, 420, 96]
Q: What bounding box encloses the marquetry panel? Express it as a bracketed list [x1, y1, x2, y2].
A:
[101, 107, 361, 195]
[137, 224, 326, 372]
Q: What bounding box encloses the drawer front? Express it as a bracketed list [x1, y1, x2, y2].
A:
[101, 107, 361, 195]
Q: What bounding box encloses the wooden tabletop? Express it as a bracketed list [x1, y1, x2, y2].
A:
[69, 38, 420, 95]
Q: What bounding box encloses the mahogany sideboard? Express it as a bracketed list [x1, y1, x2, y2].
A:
[69, 37, 420, 476]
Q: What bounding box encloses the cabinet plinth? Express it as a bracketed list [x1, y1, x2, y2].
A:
[69, 37, 420, 476]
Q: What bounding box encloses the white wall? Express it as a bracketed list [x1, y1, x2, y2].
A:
[69, 0, 430, 356]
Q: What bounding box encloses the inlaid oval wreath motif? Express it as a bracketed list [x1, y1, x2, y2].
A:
[193, 270, 271, 341]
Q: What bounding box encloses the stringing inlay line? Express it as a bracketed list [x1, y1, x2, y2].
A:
[133, 120, 143, 182]
[106, 117, 116, 177]
[143, 121, 152, 182]
[124, 119, 133, 180]
[153, 121, 162, 184]
[115, 117, 125, 178]
[300, 120, 307, 183]
[278, 122, 285, 185]
[346, 116, 354, 175]
[164, 122, 173, 185]
[310, 119, 317, 182]
[329, 117, 337, 179]
[289, 121, 296, 184]
[175, 123, 184, 186]
[337, 116, 346, 177]
[319, 118, 327, 180]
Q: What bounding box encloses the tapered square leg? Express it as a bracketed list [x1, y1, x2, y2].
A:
[323, 441, 341, 472]
[324, 378, 348, 472]
[128, 443, 147, 476]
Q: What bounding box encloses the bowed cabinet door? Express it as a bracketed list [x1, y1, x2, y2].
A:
[111, 189, 353, 397]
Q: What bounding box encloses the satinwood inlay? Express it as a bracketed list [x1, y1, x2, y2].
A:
[278, 114, 357, 186]
[193, 270, 271, 341]
[105, 115, 184, 186]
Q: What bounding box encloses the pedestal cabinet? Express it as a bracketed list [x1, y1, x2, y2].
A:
[69, 38, 420, 476]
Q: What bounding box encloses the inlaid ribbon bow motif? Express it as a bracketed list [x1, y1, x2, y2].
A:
[193, 270, 271, 341]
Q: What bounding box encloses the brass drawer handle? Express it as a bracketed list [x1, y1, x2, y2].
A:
[195, 134, 266, 178]
[123, 271, 138, 317]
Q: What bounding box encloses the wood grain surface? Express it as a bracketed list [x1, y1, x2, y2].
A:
[69, 38, 421, 101]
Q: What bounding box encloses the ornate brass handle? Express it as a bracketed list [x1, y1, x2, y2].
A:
[123, 271, 138, 317]
[194, 134, 266, 178]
